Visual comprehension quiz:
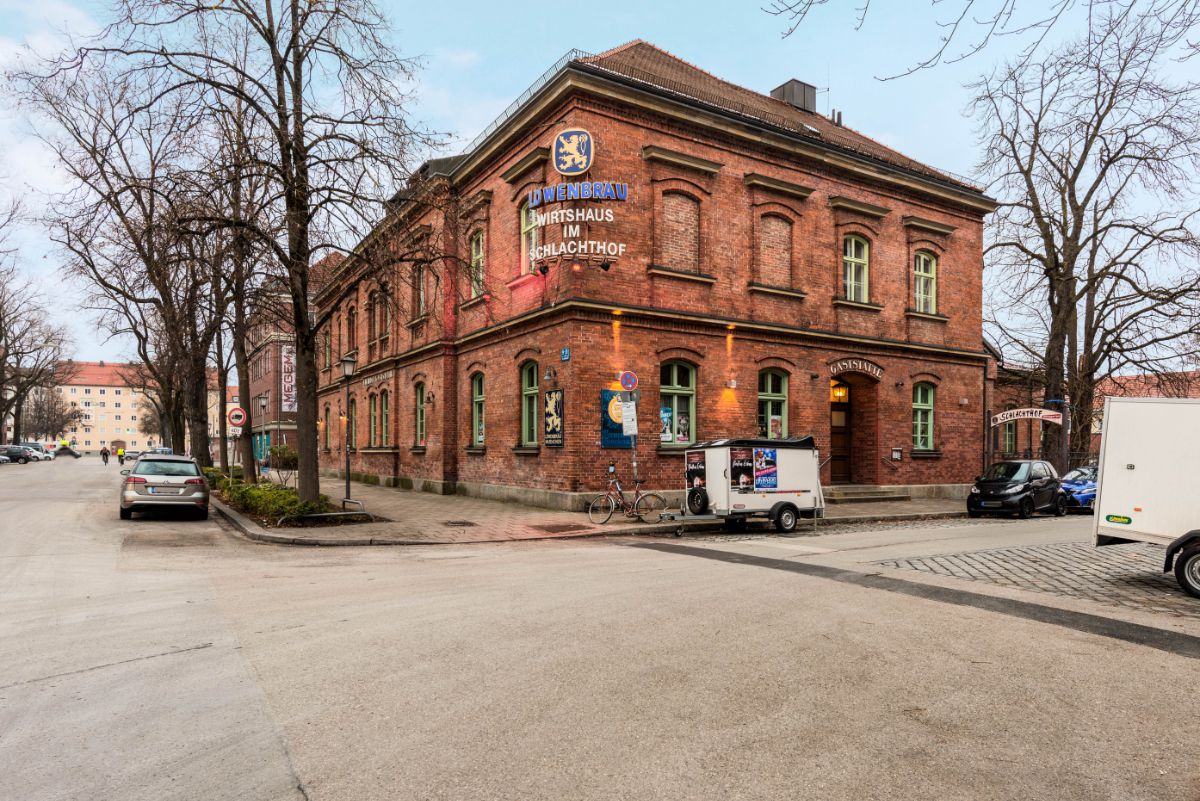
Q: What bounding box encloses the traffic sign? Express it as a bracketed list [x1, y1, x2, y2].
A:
[228, 406, 247, 427]
[619, 370, 638, 391]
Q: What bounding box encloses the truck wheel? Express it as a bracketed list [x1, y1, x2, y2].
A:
[1017, 498, 1034, 519]
[1174, 546, 1200, 599]
[1054, 495, 1068, 517]
[774, 506, 798, 533]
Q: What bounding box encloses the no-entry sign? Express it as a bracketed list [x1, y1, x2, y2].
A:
[227, 406, 247, 427]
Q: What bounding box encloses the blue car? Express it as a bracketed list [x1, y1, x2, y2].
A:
[1060, 466, 1097, 512]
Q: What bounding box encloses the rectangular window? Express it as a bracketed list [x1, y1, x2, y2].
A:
[471, 374, 485, 446]
[520, 204, 538, 274]
[369, 394, 377, 447]
[756, 370, 788, 439]
[843, 236, 869, 303]
[99, 389, 106, 395]
[470, 231, 485, 298]
[380, 391, 389, 446]
[914, 252, 937, 314]
[414, 266, 426, 317]
[415, 384, 426, 446]
[115, 389, 121, 395]
[520, 363, 538, 446]
[912, 383, 935, 451]
[660, 362, 696, 445]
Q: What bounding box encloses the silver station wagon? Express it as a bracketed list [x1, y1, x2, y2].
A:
[118, 455, 209, 520]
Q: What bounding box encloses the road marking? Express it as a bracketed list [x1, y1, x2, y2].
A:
[631, 542, 1200, 660]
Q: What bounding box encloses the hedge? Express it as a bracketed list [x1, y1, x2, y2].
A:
[218, 479, 332, 521]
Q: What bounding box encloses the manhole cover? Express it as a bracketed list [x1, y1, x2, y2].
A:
[443, 520, 477, 528]
[531, 524, 588, 534]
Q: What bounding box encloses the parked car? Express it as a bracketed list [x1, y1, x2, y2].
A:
[118, 454, 209, 520]
[968, 459, 1067, 518]
[21, 443, 53, 460]
[1060, 466, 1098, 512]
[2, 445, 35, 464]
[0, 454, 9, 464]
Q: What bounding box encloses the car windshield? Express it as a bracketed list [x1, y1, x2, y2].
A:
[983, 462, 1030, 481]
[134, 460, 200, 477]
[1062, 467, 1096, 482]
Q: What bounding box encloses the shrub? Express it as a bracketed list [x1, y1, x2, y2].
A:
[221, 481, 332, 521]
[268, 445, 298, 471]
[202, 465, 245, 483]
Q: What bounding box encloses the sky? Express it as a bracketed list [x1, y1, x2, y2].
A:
[0, 0, 1104, 362]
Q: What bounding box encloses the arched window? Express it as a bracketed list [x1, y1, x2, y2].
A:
[413, 265, 426, 317]
[368, 393, 377, 447]
[660, 361, 696, 445]
[519, 362, 539, 446]
[346, 306, 358, 350]
[658, 192, 701, 273]
[323, 405, 330, 450]
[842, 235, 869, 303]
[414, 383, 426, 447]
[1003, 404, 1017, 454]
[757, 215, 792, 287]
[469, 230, 485, 297]
[380, 390, 390, 447]
[323, 329, 332, 369]
[520, 203, 538, 274]
[912, 382, 935, 451]
[914, 251, 937, 314]
[757, 369, 788, 439]
[347, 397, 357, 450]
[471, 373, 485, 446]
[377, 287, 390, 344]
[366, 292, 378, 341]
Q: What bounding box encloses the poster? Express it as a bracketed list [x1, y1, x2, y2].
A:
[280, 344, 298, 413]
[621, 401, 638, 436]
[675, 409, 691, 443]
[659, 407, 673, 442]
[685, 451, 706, 488]
[600, 389, 633, 449]
[544, 389, 564, 447]
[769, 415, 783, 439]
[753, 447, 778, 489]
[730, 447, 754, 491]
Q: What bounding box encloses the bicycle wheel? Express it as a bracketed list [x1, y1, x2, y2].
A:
[587, 494, 615, 525]
[634, 492, 668, 524]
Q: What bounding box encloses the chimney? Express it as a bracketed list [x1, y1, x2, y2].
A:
[770, 79, 817, 113]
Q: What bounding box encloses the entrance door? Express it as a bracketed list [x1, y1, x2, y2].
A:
[830, 380, 851, 483]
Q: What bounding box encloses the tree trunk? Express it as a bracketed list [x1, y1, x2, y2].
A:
[216, 327, 230, 472]
[293, 321, 320, 502]
[11, 394, 24, 443]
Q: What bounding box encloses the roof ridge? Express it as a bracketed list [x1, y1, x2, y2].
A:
[585, 39, 648, 60]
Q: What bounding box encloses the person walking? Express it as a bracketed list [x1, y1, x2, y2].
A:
[116, 447, 125, 466]
[100, 446, 110, 466]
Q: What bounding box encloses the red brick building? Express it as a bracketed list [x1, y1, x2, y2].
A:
[315, 42, 996, 508]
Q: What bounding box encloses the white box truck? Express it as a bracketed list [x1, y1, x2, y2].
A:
[682, 437, 825, 533]
[1092, 397, 1200, 598]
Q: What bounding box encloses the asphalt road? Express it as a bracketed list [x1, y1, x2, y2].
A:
[2, 458, 1198, 801]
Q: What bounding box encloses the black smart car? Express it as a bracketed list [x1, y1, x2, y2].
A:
[967, 459, 1067, 519]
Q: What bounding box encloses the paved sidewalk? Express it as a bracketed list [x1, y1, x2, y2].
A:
[213, 473, 967, 546]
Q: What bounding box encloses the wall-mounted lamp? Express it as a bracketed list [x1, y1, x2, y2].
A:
[810, 372, 820, 380]
[537, 263, 550, 276]
[599, 261, 611, 272]
[895, 381, 905, 388]
[425, 392, 436, 406]
[726, 378, 737, 389]
[570, 260, 583, 273]
[543, 367, 558, 384]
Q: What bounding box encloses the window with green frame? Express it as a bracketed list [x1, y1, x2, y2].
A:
[912, 382, 935, 450]
[368, 394, 377, 447]
[842, 235, 869, 303]
[660, 361, 696, 445]
[347, 397, 357, 450]
[914, 251, 937, 314]
[519, 362, 538, 446]
[323, 405, 330, 449]
[380, 390, 390, 447]
[469, 230, 485, 298]
[757, 369, 788, 439]
[414, 383, 426, 447]
[1003, 406, 1017, 454]
[471, 373, 485, 446]
[520, 203, 538, 274]
[323, 329, 331, 368]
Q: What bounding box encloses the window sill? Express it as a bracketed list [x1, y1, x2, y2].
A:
[905, 309, 948, 323]
[460, 295, 488, 310]
[832, 299, 883, 313]
[647, 265, 717, 284]
[747, 282, 806, 300]
[506, 273, 540, 290]
[465, 446, 486, 455]
[512, 446, 540, 455]
[406, 316, 428, 330]
[410, 446, 427, 455]
[360, 447, 399, 453]
[910, 449, 943, 459]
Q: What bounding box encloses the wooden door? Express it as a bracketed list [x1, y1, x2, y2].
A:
[830, 403, 851, 483]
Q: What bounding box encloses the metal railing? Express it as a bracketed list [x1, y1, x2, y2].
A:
[879, 456, 900, 471]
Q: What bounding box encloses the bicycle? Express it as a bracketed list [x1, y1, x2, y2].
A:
[586, 462, 668, 525]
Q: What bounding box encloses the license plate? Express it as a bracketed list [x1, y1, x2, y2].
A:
[982, 502, 1001, 508]
[150, 487, 181, 495]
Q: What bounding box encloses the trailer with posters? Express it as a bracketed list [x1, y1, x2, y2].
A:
[672, 437, 824, 533]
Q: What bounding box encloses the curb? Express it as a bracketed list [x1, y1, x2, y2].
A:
[213, 496, 966, 548]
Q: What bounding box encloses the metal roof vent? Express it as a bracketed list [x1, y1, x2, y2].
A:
[770, 79, 817, 113]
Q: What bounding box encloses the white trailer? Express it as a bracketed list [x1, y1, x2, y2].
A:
[680, 437, 825, 533]
[1092, 397, 1200, 598]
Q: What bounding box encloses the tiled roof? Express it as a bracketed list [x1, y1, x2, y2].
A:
[59, 360, 141, 388]
[577, 40, 977, 192]
[1095, 371, 1200, 409]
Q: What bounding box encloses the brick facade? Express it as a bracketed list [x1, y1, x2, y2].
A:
[313, 42, 996, 508]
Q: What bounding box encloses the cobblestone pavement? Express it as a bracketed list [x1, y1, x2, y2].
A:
[686, 515, 1009, 542]
[875, 541, 1198, 618]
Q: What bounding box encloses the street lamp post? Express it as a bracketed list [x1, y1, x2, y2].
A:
[340, 354, 357, 504]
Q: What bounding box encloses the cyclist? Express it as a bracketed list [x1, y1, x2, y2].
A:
[116, 447, 125, 465]
[99, 446, 110, 465]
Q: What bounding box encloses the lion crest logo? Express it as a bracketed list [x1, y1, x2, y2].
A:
[553, 129, 594, 176]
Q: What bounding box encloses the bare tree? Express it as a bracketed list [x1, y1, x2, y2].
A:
[21, 383, 85, 441]
[974, 3, 1200, 466]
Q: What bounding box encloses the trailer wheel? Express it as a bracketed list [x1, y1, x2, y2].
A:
[774, 506, 798, 533]
[686, 487, 709, 516]
[1174, 546, 1200, 599]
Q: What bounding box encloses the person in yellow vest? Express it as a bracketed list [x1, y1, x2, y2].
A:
[116, 447, 125, 465]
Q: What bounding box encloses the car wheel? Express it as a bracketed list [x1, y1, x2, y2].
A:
[1017, 497, 1034, 519]
[18, 458, 27, 465]
[196, 507, 209, 521]
[968, 509, 982, 519]
[1054, 495, 1068, 517]
[119, 506, 132, 520]
[774, 506, 798, 533]
[1174, 546, 1200, 599]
